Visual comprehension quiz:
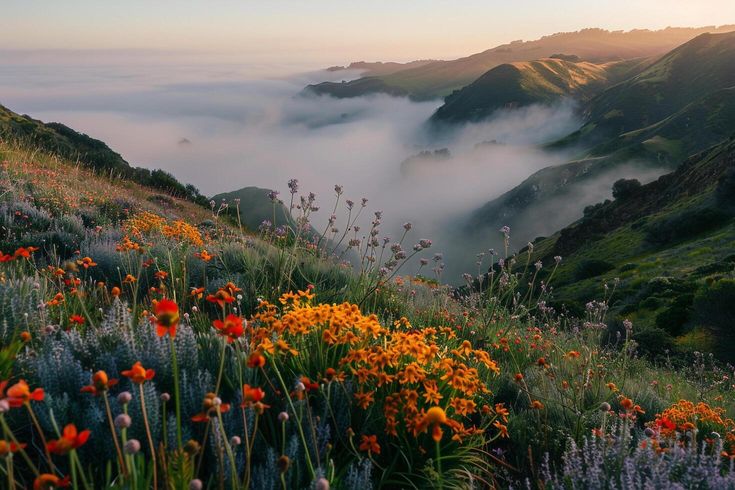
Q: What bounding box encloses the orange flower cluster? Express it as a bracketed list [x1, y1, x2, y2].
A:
[247, 291, 504, 444]
[652, 400, 735, 456]
[0, 246, 39, 262]
[121, 211, 204, 248]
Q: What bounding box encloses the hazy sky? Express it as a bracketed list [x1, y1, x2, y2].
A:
[4, 0, 735, 65]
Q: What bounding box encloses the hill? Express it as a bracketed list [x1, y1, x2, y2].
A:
[305, 26, 735, 100]
[562, 30, 735, 148]
[430, 57, 643, 123]
[466, 31, 735, 244]
[211, 186, 296, 232]
[0, 103, 207, 204]
[529, 136, 735, 358]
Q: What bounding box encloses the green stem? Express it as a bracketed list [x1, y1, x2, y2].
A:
[270, 360, 315, 479]
[170, 336, 183, 449]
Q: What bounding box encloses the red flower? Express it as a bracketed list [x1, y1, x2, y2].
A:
[246, 352, 266, 368]
[121, 362, 155, 384]
[358, 434, 381, 455]
[34, 474, 71, 490]
[0, 439, 26, 456]
[241, 384, 266, 408]
[300, 376, 319, 392]
[69, 314, 85, 326]
[6, 380, 44, 407]
[47, 424, 90, 455]
[154, 299, 180, 338]
[657, 417, 676, 431]
[80, 370, 118, 396]
[212, 314, 244, 343]
[14, 247, 38, 259]
[206, 289, 235, 308]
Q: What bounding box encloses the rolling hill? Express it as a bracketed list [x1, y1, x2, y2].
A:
[466, 31, 735, 247]
[529, 135, 735, 358]
[430, 57, 645, 123]
[305, 26, 735, 100]
[211, 186, 296, 232]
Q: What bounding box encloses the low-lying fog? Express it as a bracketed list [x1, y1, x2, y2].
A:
[0, 55, 649, 282]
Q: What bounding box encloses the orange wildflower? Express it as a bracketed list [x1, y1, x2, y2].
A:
[47, 424, 91, 455]
[154, 299, 180, 338]
[76, 256, 97, 269]
[212, 314, 244, 343]
[191, 392, 231, 422]
[241, 385, 266, 407]
[34, 474, 71, 490]
[6, 380, 44, 407]
[207, 289, 235, 308]
[247, 351, 266, 368]
[359, 434, 381, 455]
[0, 440, 26, 456]
[69, 314, 85, 326]
[80, 370, 118, 396]
[121, 362, 155, 384]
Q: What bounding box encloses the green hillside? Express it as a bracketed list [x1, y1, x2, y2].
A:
[211, 186, 296, 232]
[565, 31, 735, 148]
[467, 32, 735, 244]
[0, 103, 207, 204]
[528, 136, 735, 359]
[430, 57, 635, 123]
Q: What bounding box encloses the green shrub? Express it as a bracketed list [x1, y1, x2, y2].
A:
[574, 259, 615, 280]
[692, 278, 735, 333]
[655, 293, 694, 336]
[644, 207, 731, 247]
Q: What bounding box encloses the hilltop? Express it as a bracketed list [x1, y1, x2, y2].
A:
[305, 26, 735, 100]
[430, 57, 645, 123]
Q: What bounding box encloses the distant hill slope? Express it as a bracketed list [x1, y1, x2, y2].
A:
[466, 31, 735, 244]
[325, 60, 437, 77]
[529, 136, 735, 357]
[305, 26, 735, 100]
[0, 103, 207, 204]
[211, 186, 295, 232]
[430, 57, 644, 123]
[562, 31, 735, 148]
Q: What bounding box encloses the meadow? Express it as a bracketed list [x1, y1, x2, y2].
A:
[1, 140, 735, 489]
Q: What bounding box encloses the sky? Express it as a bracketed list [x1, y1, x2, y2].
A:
[4, 0, 735, 65]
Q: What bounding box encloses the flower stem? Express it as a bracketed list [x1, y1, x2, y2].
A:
[138, 384, 157, 490]
[169, 336, 183, 449]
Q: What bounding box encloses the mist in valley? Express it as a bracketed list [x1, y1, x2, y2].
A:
[0, 57, 666, 283]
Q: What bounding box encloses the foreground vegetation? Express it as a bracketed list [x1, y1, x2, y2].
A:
[1, 141, 735, 489]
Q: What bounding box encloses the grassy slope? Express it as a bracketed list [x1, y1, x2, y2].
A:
[211, 186, 296, 232]
[0, 141, 214, 230]
[430, 58, 622, 123]
[467, 32, 735, 238]
[530, 138, 735, 351]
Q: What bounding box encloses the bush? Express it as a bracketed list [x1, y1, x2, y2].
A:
[655, 293, 693, 336]
[612, 178, 642, 200]
[644, 207, 731, 247]
[693, 278, 735, 333]
[574, 259, 615, 280]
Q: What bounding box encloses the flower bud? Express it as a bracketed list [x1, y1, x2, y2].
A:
[277, 455, 290, 473]
[278, 411, 289, 423]
[124, 439, 141, 454]
[599, 402, 611, 412]
[644, 427, 655, 437]
[315, 478, 330, 490]
[230, 436, 241, 446]
[114, 414, 132, 429]
[160, 393, 171, 402]
[184, 440, 201, 455]
[189, 479, 203, 490]
[117, 391, 133, 405]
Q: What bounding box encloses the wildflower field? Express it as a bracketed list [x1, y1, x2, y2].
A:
[1, 140, 735, 490]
